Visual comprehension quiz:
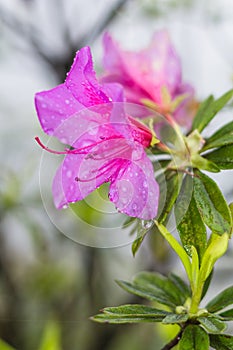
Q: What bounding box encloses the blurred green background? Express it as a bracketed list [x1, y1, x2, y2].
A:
[0, 0, 233, 349]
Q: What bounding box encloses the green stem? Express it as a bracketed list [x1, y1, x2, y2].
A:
[160, 329, 183, 350]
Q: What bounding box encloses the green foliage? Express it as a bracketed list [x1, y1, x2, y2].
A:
[192, 90, 233, 132]
[197, 316, 227, 334]
[199, 233, 229, 284]
[91, 304, 168, 324]
[206, 286, 233, 313]
[179, 325, 209, 350]
[175, 175, 207, 261]
[38, 321, 62, 350]
[157, 170, 183, 224]
[193, 170, 232, 234]
[203, 120, 233, 151]
[162, 313, 189, 324]
[204, 144, 233, 169]
[210, 334, 233, 350]
[0, 339, 16, 350]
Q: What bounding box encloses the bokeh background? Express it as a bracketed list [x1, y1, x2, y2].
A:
[0, 0, 233, 349]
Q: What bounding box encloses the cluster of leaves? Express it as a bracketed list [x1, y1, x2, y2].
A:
[92, 271, 233, 349]
[92, 90, 233, 349]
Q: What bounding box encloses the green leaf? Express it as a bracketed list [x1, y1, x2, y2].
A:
[193, 170, 232, 234]
[157, 170, 182, 224]
[154, 221, 192, 284]
[131, 222, 153, 256]
[116, 280, 176, 308]
[155, 222, 192, 283]
[133, 271, 183, 306]
[210, 334, 233, 350]
[191, 154, 220, 172]
[206, 286, 233, 313]
[91, 313, 166, 324]
[162, 313, 189, 324]
[192, 90, 233, 132]
[219, 308, 233, 321]
[201, 269, 214, 300]
[0, 339, 16, 350]
[192, 94, 214, 132]
[175, 175, 207, 261]
[92, 304, 169, 325]
[168, 273, 191, 302]
[179, 325, 209, 350]
[199, 233, 229, 283]
[197, 316, 227, 334]
[38, 320, 61, 350]
[203, 121, 233, 151]
[204, 144, 233, 169]
[102, 304, 168, 316]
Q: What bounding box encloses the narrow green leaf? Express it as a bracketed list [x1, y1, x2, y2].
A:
[219, 308, 233, 321]
[0, 339, 16, 350]
[154, 221, 192, 284]
[192, 94, 214, 132]
[102, 304, 168, 316]
[191, 154, 220, 173]
[203, 120, 233, 151]
[179, 325, 209, 350]
[116, 280, 176, 308]
[38, 320, 61, 350]
[194, 170, 232, 234]
[192, 90, 233, 132]
[175, 175, 207, 261]
[91, 313, 166, 324]
[162, 313, 189, 324]
[210, 334, 233, 350]
[206, 286, 233, 313]
[201, 269, 214, 300]
[133, 272, 182, 305]
[204, 144, 233, 169]
[199, 233, 229, 283]
[131, 223, 153, 256]
[191, 246, 200, 289]
[157, 170, 182, 224]
[197, 316, 227, 334]
[168, 273, 191, 302]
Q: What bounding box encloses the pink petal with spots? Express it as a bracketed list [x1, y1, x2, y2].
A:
[35, 84, 83, 136]
[65, 47, 110, 106]
[109, 147, 159, 220]
[52, 138, 131, 208]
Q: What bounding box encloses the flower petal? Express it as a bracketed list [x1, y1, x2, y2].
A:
[109, 147, 159, 220]
[65, 47, 110, 106]
[102, 31, 182, 104]
[52, 138, 130, 208]
[35, 84, 83, 136]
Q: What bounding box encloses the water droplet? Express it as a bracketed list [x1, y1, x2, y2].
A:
[66, 170, 72, 178]
[142, 220, 153, 229]
[62, 204, 68, 209]
[143, 180, 148, 188]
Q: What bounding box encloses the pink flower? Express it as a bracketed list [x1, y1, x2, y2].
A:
[102, 30, 196, 128]
[35, 47, 159, 220]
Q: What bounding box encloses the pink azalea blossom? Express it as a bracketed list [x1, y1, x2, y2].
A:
[35, 47, 159, 220]
[102, 30, 196, 128]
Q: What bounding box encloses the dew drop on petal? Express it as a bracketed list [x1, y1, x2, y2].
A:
[66, 170, 72, 178]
